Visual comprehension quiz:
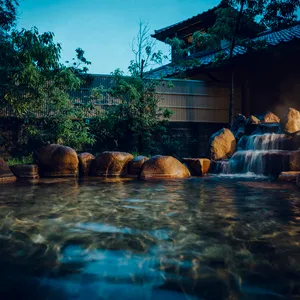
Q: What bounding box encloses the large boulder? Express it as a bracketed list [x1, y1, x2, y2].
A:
[78, 152, 95, 176]
[0, 158, 17, 182]
[10, 164, 39, 179]
[290, 150, 300, 171]
[183, 158, 211, 176]
[90, 151, 133, 177]
[140, 155, 190, 179]
[209, 128, 236, 161]
[36, 144, 79, 177]
[262, 112, 280, 123]
[282, 108, 300, 134]
[128, 156, 149, 176]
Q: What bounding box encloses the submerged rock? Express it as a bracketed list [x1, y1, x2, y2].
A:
[36, 144, 79, 177]
[278, 171, 300, 182]
[282, 108, 300, 134]
[209, 128, 236, 161]
[0, 157, 16, 183]
[90, 151, 133, 177]
[78, 152, 95, 176]
[140, 155, 190, 179]
[290, 150, 300, 171]
[231, 114, 246, 139]
[10, 164, 39, 179]
[128, 156, 149, 176]
[262, 112, 280, 123]
[183, 158, 211, 176]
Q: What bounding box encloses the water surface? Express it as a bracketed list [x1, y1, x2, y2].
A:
[0, 176, 299, 299]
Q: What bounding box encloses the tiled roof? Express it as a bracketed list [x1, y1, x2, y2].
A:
[148, 23, 300, 79]
[152, 2, 225, 37]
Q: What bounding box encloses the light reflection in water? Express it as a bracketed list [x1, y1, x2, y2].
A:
[0, 177, 299, 299]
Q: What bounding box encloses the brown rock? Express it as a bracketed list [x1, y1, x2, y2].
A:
[140, 155, 190, 179]
[78, 152, 95, 176]
[283, 108, 300, 134]
[90, 151, 133, 177]
[10, 164, 39, 179]
[183, 158, 211, 176]
[247, 115, 260, 124]
[128, 156, 149, 176]
[209, 128, 236, 161]
[263, 112, 280, 123]
[36, 144, 79, 177]
[0, 158, 16, 183]
[292, 132, 300, 150]
[278, 171, 300, 182]
[290, 150, 300, 171]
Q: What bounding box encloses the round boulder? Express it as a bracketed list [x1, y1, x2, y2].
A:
[36, 144, 79, 177]
[0, 158, 16, 183]
[10, 164, 39, 179]
[263, 112, 280, 123]
[140, 155, 190, 179]
[128, 156, 149, 176]
[78, 152, 95, 176]
[90, 151, 133, 177]
[209, 128, 236, 161]
[283, 108, 300, 134]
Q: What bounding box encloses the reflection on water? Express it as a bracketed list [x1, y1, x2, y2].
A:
[0, 177, 300, 299]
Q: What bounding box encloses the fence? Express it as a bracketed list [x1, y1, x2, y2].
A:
[1, 74, 240, 123]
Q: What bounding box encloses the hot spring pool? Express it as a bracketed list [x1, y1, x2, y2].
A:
[0, 176, 299, 299]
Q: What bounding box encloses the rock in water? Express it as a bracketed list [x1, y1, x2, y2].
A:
[183, 158, 211, 176]
[78, 152, 95, 176]
[0, 158, 16, 183]
[278, 171, 300, 182]
[90, 151, 133, 176]
[231, 114, 246, 139]
[10, 164, 39, 178]
[290, 150, 300, 171]
[263, 112, 280, 123]
[283, 108, 300, 134]
[36, 144, 79, 177]
[128, 156, 149, 176]
[247, 115, 260, 124]
[140, 155, 190, 179]
[209, 128, 236, 161]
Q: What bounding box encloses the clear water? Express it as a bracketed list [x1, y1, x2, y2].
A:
[0, 177, 300, 299]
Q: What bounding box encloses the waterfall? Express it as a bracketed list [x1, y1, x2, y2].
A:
[218, 134, 291, 176]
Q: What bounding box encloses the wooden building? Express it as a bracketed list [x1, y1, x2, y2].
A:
[150, 2, 300, 121]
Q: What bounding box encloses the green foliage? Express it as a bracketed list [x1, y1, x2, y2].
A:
[0, 1, 95, 153]
[6, 154, 33, 166]
[91, 69, 173, 153]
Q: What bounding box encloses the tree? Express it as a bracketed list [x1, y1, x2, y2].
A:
[91, 22, 172, 154]
[168, 0, 300, 125]
[0, 1, 95, 154]
[129, 20, 167, 78]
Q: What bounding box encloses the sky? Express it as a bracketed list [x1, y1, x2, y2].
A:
[16, 0, 220, 74]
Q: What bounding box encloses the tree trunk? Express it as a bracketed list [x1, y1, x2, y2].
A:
[228, 0, 245, 126]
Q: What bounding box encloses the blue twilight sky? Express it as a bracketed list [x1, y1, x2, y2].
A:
[16, 0, 220, 74]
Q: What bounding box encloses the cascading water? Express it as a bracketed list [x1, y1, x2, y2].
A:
[218, 133, 291, 176]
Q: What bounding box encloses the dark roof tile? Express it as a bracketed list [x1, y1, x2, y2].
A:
[148, 24, 300, 78]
